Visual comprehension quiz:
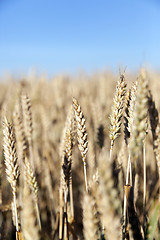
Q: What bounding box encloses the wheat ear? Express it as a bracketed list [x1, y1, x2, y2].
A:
[59, 105, 75, 223]
[129, 69, 148, 162]
[124, 89, 131, 144]
[148, 91, 160, 201]
[61, 129, 72, 240]
[129, 69, 148, 234]
[21, 91, 34, 170]
[21, 92, 32, 146]
[59, 105, 74, 239]
[65, 107, 75, 222]
[3, 117, 20, 232]
[124, 82, 138, 187]
[13, 100, 28, 222]
[123, 82, 137, 238]
[72, 97, 88, 192]
[124, 81, 137, 145]
[13, 100, 27, 164]
[109, 73, 127, 160]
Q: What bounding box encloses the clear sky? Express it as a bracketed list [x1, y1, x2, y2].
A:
[0, 0, 160, 75]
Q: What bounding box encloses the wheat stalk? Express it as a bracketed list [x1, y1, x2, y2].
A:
[72, 97, 88, 192]
[148, 90, 160, 202]
[123, 81, 138, 238]
[129, 69, 149, 235]
[13, 100, 27, 163]
[21, 91, 34, 170]
[123, 81, 138, 185]
[3, 117, 20, 232]
[129, 69, 148, 162]
[59, 105, 75, 239]
[109, 73, 127, 160]
[13, 100, 28, 224]
[61, 131, 72, 240]
[59, 172, 64, 240]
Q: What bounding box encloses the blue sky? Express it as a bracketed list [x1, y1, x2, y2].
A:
[0, 0, 160, 75]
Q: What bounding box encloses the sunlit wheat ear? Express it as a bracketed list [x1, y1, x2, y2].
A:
[124, 81, 138, 144]
[109, 73, 127, 160]
[3, 117, 20, 232]
[129, 69, 149, 162]
[126, 81, 137, 137]
[24, 157, 41, 230]
[72, 97, 88, 192]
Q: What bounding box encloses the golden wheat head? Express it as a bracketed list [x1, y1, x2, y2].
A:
[3, 117, 19, 193]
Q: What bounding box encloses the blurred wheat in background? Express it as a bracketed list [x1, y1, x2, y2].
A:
[0, 69, 160, 240]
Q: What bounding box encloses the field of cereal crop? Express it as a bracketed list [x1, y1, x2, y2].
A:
[0, 69, 160, 239]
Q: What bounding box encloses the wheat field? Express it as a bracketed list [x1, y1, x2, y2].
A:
[0, 69, 160, 240]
